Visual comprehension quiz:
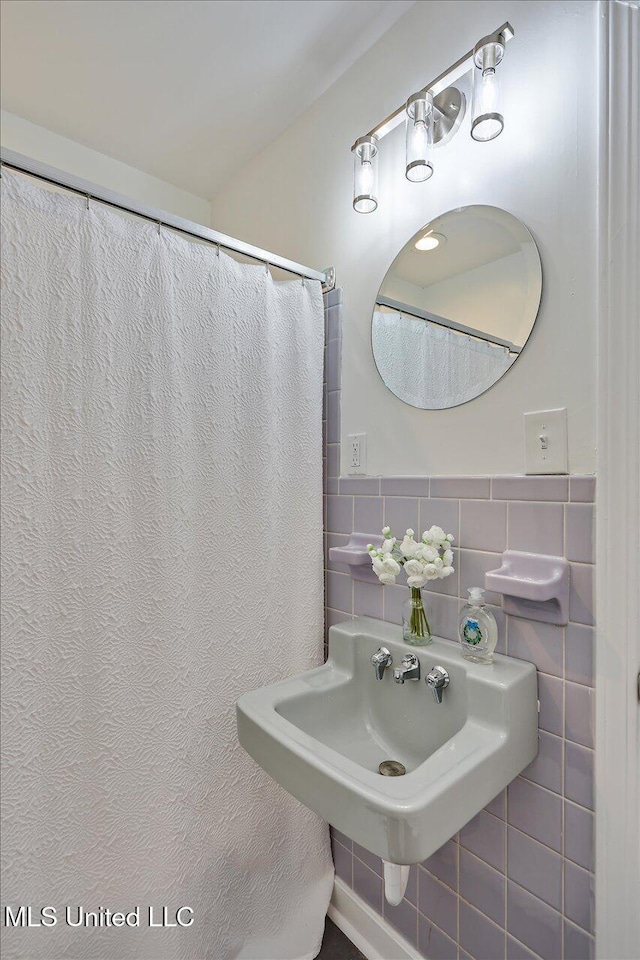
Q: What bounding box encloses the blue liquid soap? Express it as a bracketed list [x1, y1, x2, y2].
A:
[458, 587, 498, 664]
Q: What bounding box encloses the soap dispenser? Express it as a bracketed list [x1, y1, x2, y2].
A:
[458, 587, 497, 664]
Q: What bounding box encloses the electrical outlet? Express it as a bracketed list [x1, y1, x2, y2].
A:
[524, 408, 568, 474]
[347, 433, 366, 475]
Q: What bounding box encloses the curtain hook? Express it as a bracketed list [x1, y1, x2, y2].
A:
[216, 243, 220, 258]
[265, 262, 270, 275]
[85, 193, 90, 211]
[157, 220, 161, 235]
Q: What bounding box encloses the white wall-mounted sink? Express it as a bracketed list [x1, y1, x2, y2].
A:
[237, 617, 537, 865]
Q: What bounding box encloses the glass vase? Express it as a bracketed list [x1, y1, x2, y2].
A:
[402, 587, 433, 645]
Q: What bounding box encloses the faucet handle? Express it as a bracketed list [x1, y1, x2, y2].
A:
[371, 646, 393, 680]
[425, 665, 450, 703]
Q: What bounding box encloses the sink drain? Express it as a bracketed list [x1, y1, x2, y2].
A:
[378, 759, 406, 777]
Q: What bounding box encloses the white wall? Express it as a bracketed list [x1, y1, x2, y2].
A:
[1, 111, 211, 223]
[209, 0, 598, 476]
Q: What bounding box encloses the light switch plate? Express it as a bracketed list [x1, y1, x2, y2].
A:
[524, 408, 568, 475]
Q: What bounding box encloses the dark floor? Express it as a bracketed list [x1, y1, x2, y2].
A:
[315, 918, 367, 960]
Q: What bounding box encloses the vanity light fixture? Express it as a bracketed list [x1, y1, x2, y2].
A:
[352, 135, 379, 213]
[471, 39, 505, 141]
[405, 92, 434, 182]
[351, 22, 514, 212]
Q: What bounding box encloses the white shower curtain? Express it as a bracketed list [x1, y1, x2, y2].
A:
[372, 310, 515, 408]
[1, 170, 333, 960]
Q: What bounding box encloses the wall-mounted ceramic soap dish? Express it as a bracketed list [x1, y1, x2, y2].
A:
[329, 533, 382, 582]
[485, 550, 569, 625]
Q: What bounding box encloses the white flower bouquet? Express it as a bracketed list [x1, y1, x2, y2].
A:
[368, 525, 455, 644]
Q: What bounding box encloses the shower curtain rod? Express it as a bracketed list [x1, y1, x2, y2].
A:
[376, 295, 521, 354]
[0, 148, 335, 291]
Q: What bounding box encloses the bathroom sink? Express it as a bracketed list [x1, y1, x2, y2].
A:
[236, 617, 537, 864]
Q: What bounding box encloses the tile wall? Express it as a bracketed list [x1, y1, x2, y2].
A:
[322, 290, 595, 960]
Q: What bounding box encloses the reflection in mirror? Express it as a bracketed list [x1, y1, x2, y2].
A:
[372, 205, 542, 409]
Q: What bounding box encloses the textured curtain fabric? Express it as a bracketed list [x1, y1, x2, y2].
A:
[372, 310, 514, 408]
[1, 170, 332, 960]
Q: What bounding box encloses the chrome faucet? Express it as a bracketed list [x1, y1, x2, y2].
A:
[425, 666, 450, 704]
[393, 653, 421, 684]
[371, 647, 393, 680]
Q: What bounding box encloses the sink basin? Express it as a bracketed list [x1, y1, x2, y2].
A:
[236, 617, 538, 864]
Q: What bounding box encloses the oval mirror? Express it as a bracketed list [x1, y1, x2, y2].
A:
[371, 205, 542, 409]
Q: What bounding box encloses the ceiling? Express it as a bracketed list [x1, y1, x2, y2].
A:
[1, 0, 414, 199]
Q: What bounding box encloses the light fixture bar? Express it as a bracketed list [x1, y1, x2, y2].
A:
[352, 22, 514, 150]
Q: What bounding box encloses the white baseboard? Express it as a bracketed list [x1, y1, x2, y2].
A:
[327, 877, 423, 960]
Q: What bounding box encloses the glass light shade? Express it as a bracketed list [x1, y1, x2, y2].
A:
[353, 136, 378, 213]
[471, 41, 504, 142]
[405, 92, 434, 182]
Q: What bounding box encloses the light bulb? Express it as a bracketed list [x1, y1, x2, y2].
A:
[415, 234, 439, 251]
[471, 41, 504, 142]
[352, 136, 379, 213]
[360, 160, 374, 195]
[405, 92, 434, 182]
[414, 232, 446, 251]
